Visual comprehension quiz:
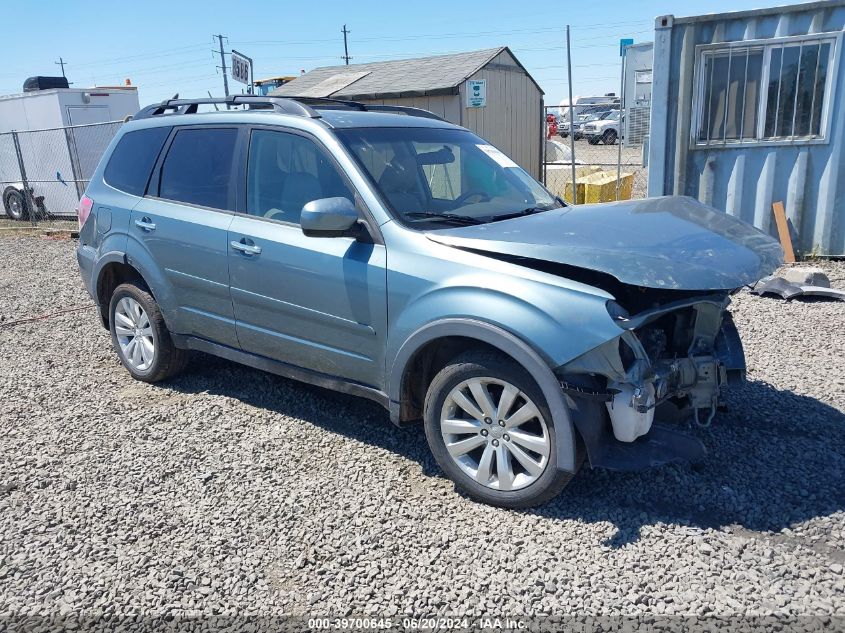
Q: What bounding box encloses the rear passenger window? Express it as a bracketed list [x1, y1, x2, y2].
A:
[103, 127, 170, 196]
[158, 128, 238, 210]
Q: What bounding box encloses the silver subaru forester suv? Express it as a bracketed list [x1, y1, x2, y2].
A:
[77, 95, 782, 508]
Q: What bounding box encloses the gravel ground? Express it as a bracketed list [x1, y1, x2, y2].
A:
[1, 235, 843, 628]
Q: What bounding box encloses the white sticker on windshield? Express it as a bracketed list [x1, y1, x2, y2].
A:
[476, 144, 519, 168]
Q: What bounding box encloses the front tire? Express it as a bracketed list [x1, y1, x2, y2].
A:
[423, 351, 575, 508]
[109, 281, 188, 383]
[602, 129, 618, 145]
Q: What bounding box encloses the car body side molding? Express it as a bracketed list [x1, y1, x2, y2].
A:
[172, 334, 389, 408]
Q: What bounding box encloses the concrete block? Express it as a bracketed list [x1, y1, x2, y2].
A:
[780, 267, 830, 288]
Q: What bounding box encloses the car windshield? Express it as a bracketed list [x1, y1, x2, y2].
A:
[336, 127, 562, 227]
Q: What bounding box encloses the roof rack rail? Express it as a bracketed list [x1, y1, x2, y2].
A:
[134, 95, 321, 119]
[289, 96, 367, 111]
[286, 96, 445, 121]
[362, 104, 445, 121]
[134, 94, 447, 122]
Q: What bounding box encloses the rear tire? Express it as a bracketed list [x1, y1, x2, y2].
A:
[109, 281, 188, 383]
[423, 350, 576, 508]
[3, 188, 28, 221]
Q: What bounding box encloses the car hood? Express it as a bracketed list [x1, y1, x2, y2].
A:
[425, 196, 783, 290]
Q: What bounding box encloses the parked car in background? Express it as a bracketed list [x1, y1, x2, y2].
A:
[77, 95, 781, 509]
[559, 106, 614, 140]
[584, 110, 622, 145]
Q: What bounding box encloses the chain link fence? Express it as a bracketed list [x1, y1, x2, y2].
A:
[0, 121, 123, 227]
[542, 101, 649, 205]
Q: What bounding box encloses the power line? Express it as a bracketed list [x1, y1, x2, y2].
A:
[71, 43, 208, 69]
[13, 22, 652, 85]
[229, 19, 653, 47]
[341, 25, 352, 64]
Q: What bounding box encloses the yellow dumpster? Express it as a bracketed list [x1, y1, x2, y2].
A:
[560, 166, 602, 203]
[582, 171, 634, 203]
[564, 171, 634, 204]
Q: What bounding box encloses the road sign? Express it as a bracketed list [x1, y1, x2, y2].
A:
[231, 51, 251, 86]
[466, 79, 486, 108]
[620, 38, 634, 56]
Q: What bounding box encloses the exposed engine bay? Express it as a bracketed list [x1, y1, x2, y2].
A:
[560, 291, 744, 438]
[555, 283, 747, 470]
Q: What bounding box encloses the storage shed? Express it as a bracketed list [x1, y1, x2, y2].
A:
[271, 47, 544, 178]
[648, 1, 845, 255]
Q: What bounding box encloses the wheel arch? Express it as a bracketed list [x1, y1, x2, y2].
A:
[3, 184, 23, 198]
[389, 318, 578, 473]
[94, 257, 155, 328]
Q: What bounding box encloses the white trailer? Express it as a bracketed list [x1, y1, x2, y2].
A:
[0, 86, 139, 220]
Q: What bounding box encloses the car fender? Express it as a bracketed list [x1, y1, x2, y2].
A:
[388, 277, 620, 372]
[389, 317, 579, 473]
[91, 249, 172, 325]
[120, 238, 179, 326]
[84, 250, 124, 301]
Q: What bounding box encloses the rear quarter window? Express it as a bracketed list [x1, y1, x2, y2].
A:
[103, 126, 170, 196]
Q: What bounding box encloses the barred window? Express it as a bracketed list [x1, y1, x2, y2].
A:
[695, 35, 838, 146]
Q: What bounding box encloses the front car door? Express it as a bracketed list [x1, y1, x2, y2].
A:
[227, 127, 387, 388]
[129, 125, 242, 348]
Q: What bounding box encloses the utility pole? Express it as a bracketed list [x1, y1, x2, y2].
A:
[55, 57, 67, 78]
[214, 34, 230, 97]
[566, 26, 577, 205]
[341, 25, 352, 65]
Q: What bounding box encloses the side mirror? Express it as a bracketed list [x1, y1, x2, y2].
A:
[300, 197, 360, 238]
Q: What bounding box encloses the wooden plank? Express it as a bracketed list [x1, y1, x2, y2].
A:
[772, 200, 796, 263]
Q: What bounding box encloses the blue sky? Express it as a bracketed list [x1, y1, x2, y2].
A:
[3, 0, 812, 107]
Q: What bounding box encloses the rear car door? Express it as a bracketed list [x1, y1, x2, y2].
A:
[128, 125, 242, 348]
[227, 127, 387, 387]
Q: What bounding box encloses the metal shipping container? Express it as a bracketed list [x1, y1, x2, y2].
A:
[648, 1, 845, 255]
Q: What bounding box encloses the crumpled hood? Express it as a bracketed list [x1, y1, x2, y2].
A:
[426, 196, 783, 290]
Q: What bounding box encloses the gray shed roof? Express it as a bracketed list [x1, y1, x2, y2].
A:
[270, 46, 543, 100]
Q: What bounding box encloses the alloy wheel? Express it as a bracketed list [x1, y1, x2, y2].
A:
[440, 377, 551, 491]
[114, 297, 155, 371]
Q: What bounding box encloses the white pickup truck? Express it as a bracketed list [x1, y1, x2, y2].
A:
[583, 110, 622, 145]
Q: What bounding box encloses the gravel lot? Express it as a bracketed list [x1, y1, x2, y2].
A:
[1, 235, 843, 627]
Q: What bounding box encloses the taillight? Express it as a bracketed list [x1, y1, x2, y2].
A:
[78, 195, 94, 229]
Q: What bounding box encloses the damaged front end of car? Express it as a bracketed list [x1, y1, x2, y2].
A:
[557, 287, 747, 470]
[425, 196, 783, 471]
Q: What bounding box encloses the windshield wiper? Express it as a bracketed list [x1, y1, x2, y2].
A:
[487, 207, 553, 223]
[405, 212, 484, 225]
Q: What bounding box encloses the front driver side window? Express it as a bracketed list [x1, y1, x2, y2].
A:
[247, 129, 355, 224]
